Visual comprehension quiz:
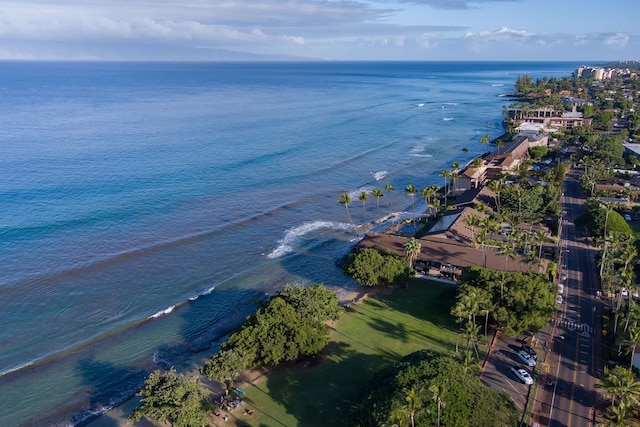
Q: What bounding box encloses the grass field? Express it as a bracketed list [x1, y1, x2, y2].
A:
[227, 279, 460, 427]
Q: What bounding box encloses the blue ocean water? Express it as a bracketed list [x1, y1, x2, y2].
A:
[0, 61, 580, 426]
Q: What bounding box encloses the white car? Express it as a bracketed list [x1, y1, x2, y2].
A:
[517, 350, 537, 367]
[556, 295, 563, 305]
[510, 366, 534, 385]
[558, 284, 564, 294]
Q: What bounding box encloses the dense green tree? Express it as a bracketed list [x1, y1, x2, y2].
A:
[575, 200, 633, 241]
[354, 349, 518, 427]
[200, 348, 250, 383]
[224, 297, 328, 367]
[202, 284, 341, 382]
[592, 111, 615, 131]
[342, 247, 407, 286]
[529, 145, 548, 161]
[276, 283, 342, 322]
[456, 266, 555, 335]
[130, 368, 213, 427]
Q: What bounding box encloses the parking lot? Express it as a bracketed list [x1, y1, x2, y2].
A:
[480, 331, 540, 415]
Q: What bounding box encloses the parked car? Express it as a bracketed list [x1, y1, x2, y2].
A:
[510, 366, 534, 385]
[558, 284, 564, 294]
[556, 295, 563, 305]
[517, 350, 537, 367]
[521, 345, 538, 360]
[624, 214, 632, 221]
[561, 273, 567, 281]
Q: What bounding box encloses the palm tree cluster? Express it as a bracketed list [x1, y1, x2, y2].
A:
[338, 180, 449, 238]
[451, 286, 492, 363]
[596, 365, 640, 426]
[463, 211, 549, 272]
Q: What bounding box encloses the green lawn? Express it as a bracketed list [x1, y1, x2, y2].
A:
[230, 279, 460, 427]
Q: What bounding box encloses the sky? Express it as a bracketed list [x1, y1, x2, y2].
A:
[0, 0, 638, 61]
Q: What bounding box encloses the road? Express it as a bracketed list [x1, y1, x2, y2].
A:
[538, 168, 604, 427]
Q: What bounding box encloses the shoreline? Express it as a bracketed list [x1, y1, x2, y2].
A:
[87, 284, 387, 427]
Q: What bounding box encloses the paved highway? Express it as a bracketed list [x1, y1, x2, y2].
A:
[544, 168, 604, 427]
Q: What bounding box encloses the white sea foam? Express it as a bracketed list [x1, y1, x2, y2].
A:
[371, 170, 387, 181]
[0, 361, 34, 378]
[442, 117, 454, 121]
[148, 305, 176, 319]
[267, 220, 351, 258]
[416, 103, 424, 107]
[444, 102, 459, 106]
[189, 285, 215, 301]
[409, 145, 433, 158]
[491, 83, 504, 87]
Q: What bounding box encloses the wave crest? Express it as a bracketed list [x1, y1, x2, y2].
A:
[148, 305, 176, 319]
[371, 170, 387, 181]
[267, 220, 351, 259]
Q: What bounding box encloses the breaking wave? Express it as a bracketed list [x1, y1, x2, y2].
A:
[267, 220, 351, 259]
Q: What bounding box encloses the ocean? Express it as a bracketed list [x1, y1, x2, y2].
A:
[0, 61, 581, 426]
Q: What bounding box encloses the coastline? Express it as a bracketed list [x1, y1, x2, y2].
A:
[87, 284, 385, 427]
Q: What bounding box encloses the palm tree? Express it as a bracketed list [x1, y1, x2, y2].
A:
[403, 387, 423, 427]
[464, 321, 481, 361]
[358, 191, 369, 230]
[385, 183, 395, 224]
[478, 288, 493, 337]
[405, 184, 417, 229]
[451, 302, 468, 353]
[534, 229, 548, 259]
[421, 186, 437, 219]
[338, 193, 356, 233]
[403, 237, 421, 270]
[428, 382, 446, 427]
[372, 187, 384, 228]
[439, 169, 449, 206]
[471, 157, 483, 169]
[603, 403, 629, 427]
[451, 161, 461, 194]
[462, 349, 476, 374]
[596, 365, 640, 408]
[487, 180, 502, 216]
[623, 325, 640, 370]
[497, 242, 516, 298]
[494, 139, 504, 155]
[463, 214, 482, 247]
[480, 134, 490, 153]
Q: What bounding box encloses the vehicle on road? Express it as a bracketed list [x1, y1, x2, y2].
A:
[510, 366, 534, 385]
[624, 214, 632, 221]
[556, 295, 563, 305]
[561, 273, 567, 281]
[517, 350, 537, 367]
[558, 284, 564, 294]
[521, 345, 538, 360]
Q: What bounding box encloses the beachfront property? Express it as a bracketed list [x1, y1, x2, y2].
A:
[357, 201, 551, 281]
[574, 66, 638, 80]
[507, 106, 591, 131]
[456, 130, 547, 192]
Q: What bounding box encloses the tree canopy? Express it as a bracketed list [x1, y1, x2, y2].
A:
[202, 284, 341, 382]
[354, 349, 518, 427]
[342, 247, 407, 286]
[129, 368, 213, 427]
[456, 266, 555, 335]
